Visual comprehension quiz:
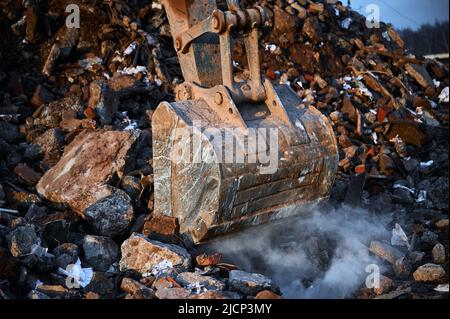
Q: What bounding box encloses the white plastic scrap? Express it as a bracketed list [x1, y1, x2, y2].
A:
[356, 81, 373, 99]
[393, 184, 415, 194]
[343, 82, 352, 91]
[433, 79, 441, 88]
[417, 190, 427, 203]
[420, 160, 434, 169]
[58, 258, 93, 288]
[123, 117, 138, 131]
[35, 280, 44, 288]
[152, 2, 162, 9]
[186, 281, 208, 295]
[118, 66, 147, 75]
[434, 283, 449, 293]
[438, 87, 449, 103]
[391, 224, 410, 249]
[265, 43, 277, 52]
[150, 260, 174, 278]
[371, 132, 378, 144]
[341, 18, 352, 29]
[124, 42, 138, 55]
[382, 31, 391, 41]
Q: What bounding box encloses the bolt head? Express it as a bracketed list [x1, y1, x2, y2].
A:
[215, 92, 223, 105]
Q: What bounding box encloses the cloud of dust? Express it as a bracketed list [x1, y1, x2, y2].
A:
[208, 205, 391, 299]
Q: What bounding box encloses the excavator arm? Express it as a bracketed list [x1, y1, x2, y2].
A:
[152, 0, 339, 243]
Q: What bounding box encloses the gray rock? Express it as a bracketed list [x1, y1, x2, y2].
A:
[53, 243, 79, 269]
[0, 183, 4, 201]
[432, 243, 446, 264]
[119, 234, 191, 275]
[7, 224, 40, 258]
[84, 189, 134, 237]
[229, 270, 278, 296]
[88, 80, 119, 125]
[176, 272, 226, 291]
[421, 231, 439, 247]
[83, 235, 119, 271]
[403, 158, 419, 174]
[428, 177, 449, 210]
[0, 121, 21, 143]
[392, 188, 415, 204]
[393, 257, 412, 279]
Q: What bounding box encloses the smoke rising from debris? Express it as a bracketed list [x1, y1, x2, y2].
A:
[210, 206, 391, 298]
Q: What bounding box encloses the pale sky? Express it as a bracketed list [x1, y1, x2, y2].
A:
[351, 0, 449, 30]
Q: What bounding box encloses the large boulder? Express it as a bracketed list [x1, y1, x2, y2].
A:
[36, 130, 138, 236]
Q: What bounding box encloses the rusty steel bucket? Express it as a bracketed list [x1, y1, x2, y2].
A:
[152, 0, 339, 243]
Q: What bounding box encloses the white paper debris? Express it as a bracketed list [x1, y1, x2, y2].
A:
[341, 18, 352, 29]
[118, 66, 147, 75]
[343, 83, 352, 90]
[58, 258, 93, 288]
[438, 87, 449, 103]
[420, 160, 434, 168]
[123, 117, 138, 131]
[265, 44, 277, 52]
[391, 224, 410, 249]
[124, 42, 137, 55]
[417, 190, 427, 203]
[35, 280, 44, 288]
[434, 283, 449, 293]
[433, 79, 441, 88]
[343, 76, 352, 82]
[150, 260, 173, 278]
[186, 281, 208, 295]
[30, 244, 53, 258]
[371, 132, 378, 144]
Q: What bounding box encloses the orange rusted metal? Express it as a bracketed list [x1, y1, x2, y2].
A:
[153, 0, 339, 243]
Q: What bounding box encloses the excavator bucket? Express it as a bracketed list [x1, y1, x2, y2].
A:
[152, 0, 339, 243]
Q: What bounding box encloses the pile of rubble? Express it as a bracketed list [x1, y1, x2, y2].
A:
[0, 0, 448, 299]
